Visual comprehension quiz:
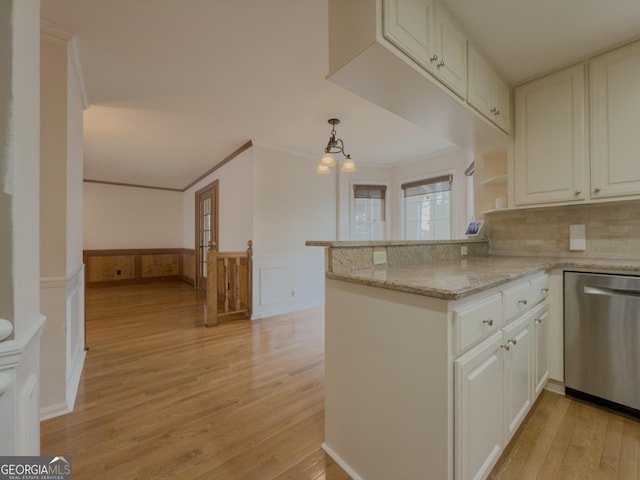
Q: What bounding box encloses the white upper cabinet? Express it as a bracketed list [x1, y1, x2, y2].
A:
[468, 44, 511, 133]
[383, 0, 467, 97]
[590, 40, 640, 200]
[432, 4, 467, 97]
[513, 64, 587, 206]
[383, 0, 433, 71]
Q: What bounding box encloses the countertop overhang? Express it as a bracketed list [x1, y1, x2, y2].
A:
[324, 256, 640, 300]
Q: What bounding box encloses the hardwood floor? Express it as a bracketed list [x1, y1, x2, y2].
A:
[40, 281, 351, 480]
[489, 389, 640, 480]
[41, 281, 640, 480]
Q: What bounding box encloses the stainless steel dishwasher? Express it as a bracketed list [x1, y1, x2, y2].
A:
[564, 271, 640, 415]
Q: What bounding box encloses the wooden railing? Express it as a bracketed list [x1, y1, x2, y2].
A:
[205, 241, 253, 327]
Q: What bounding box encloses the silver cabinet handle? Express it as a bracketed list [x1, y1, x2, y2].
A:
[594, 187, 601, 193]
[518, 299, 528, 305]
[430, 54, 438, 63]
[482, 319, 494, 326]
[501, 343, 510, 351]
[541, 287, 549, 293]
[494, 109, 500, 116]
[534, 317, 543, 324]
[508, 338, 517, 347]
[574, 189, 582, 195]
[490, 107, 497, 113]
[437, 60, 445, 68]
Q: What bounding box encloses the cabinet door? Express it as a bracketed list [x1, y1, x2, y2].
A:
[514, 64, 586, 206]
[433, 5, 467, 97]
[468, 45, 511, 134]
[532, 302, 550, 398]
[383, 0, 434, 71]
[455, 331, 504, 480]
[591, 40, 640, 199]
[503, 313, 532, 442]
[493, 74, 511, 134]
[468, 45, 495, 119]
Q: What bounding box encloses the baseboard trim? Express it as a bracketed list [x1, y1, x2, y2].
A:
[544, 378, 565, 395]
[40, 402, 70, 421]
[66, 349, 86, 412]
[321, 442, 364, 480]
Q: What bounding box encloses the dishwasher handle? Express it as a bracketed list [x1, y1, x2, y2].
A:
[583, 285, 640, 300]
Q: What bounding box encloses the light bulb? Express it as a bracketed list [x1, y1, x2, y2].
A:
[321, 151, 335, 167]
[342, 155, 356, 173]
[316, 162, 331, 174]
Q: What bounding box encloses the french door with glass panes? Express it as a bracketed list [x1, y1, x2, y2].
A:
[195, 180, 219, 291]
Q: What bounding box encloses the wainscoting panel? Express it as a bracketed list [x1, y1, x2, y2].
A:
[84, 249, 195, 286]
[252, 252, 325, 319]
[40, 265, 86, 420]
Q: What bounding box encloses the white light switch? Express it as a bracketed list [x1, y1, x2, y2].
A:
[569, 224, 586, 251]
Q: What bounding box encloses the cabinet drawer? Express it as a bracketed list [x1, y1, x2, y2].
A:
[453, 293, 503, 353]
[503, 281, 531, 322]
[530, 274, 549, 306]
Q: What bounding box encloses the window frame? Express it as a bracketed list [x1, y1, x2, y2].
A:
[350, 181, 391, 241]
[400, 172, 455, 241]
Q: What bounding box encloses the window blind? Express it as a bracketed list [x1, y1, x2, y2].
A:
[401, 175, 452, 197]
[353, 184, 387, 199]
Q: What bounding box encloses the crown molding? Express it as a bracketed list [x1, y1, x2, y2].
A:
[41, 21, 90, 110]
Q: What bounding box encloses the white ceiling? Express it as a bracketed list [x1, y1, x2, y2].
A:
[40, 0, 640, 190]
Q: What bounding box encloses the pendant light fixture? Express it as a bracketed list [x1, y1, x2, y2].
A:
[316, 118, 356, 174]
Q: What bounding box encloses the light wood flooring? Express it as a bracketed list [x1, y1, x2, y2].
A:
[40, 281, 350, 480]
[41, 281, 640, 480]
[490, 389, 640, 480]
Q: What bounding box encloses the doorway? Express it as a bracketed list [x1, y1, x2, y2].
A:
[195, 180, 219, 291]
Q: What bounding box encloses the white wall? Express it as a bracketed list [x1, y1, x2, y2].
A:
[66, 45, 84, 274]
[251, 145, 335, 318]
[182, 147, 253, 252]
[84, 182, 183, 249]
[252, 145, 336, 255]
[39, 30, 86, 420]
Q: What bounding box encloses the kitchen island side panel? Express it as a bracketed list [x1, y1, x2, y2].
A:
[324, 279, 452, 480]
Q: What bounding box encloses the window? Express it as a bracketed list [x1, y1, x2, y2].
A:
[402, 175, 452, 240]
[353, 184, 386, 240]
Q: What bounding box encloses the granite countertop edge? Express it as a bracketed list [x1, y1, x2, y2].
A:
[326, 257, 640, 300]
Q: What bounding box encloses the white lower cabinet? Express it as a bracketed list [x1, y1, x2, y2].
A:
[455, 331, 505, 480]
[503, 313, 532, 442]
[532, 300, 550, 397]
[455, 274, 548, 480]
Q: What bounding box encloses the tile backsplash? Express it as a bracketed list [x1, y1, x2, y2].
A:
[485, 200, 640, 260]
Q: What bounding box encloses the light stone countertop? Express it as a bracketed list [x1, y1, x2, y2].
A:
[326, 256, 640, 300]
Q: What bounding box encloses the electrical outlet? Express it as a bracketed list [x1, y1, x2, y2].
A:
[373, 250, 387, 265]
[460, 246, 468, 256]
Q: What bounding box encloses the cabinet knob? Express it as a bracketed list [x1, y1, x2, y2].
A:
[490, 107, 497, 113]
[437, 60, 445, 68]
[574, 189, 582, 195]
[494, 109, 500, 116]
[518, 299, 528, 305]
[482, 318, 494, 327]
[534, 317, 543, 324]
[541, 287, 549, 293]
[508, 338, 517, 347]
[501, 343, 510, 351]
[430, 54, 439, 63]
[594, 187, 601, 193]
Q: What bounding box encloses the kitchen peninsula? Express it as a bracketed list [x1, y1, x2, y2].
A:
[307, 239, 640, 480]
